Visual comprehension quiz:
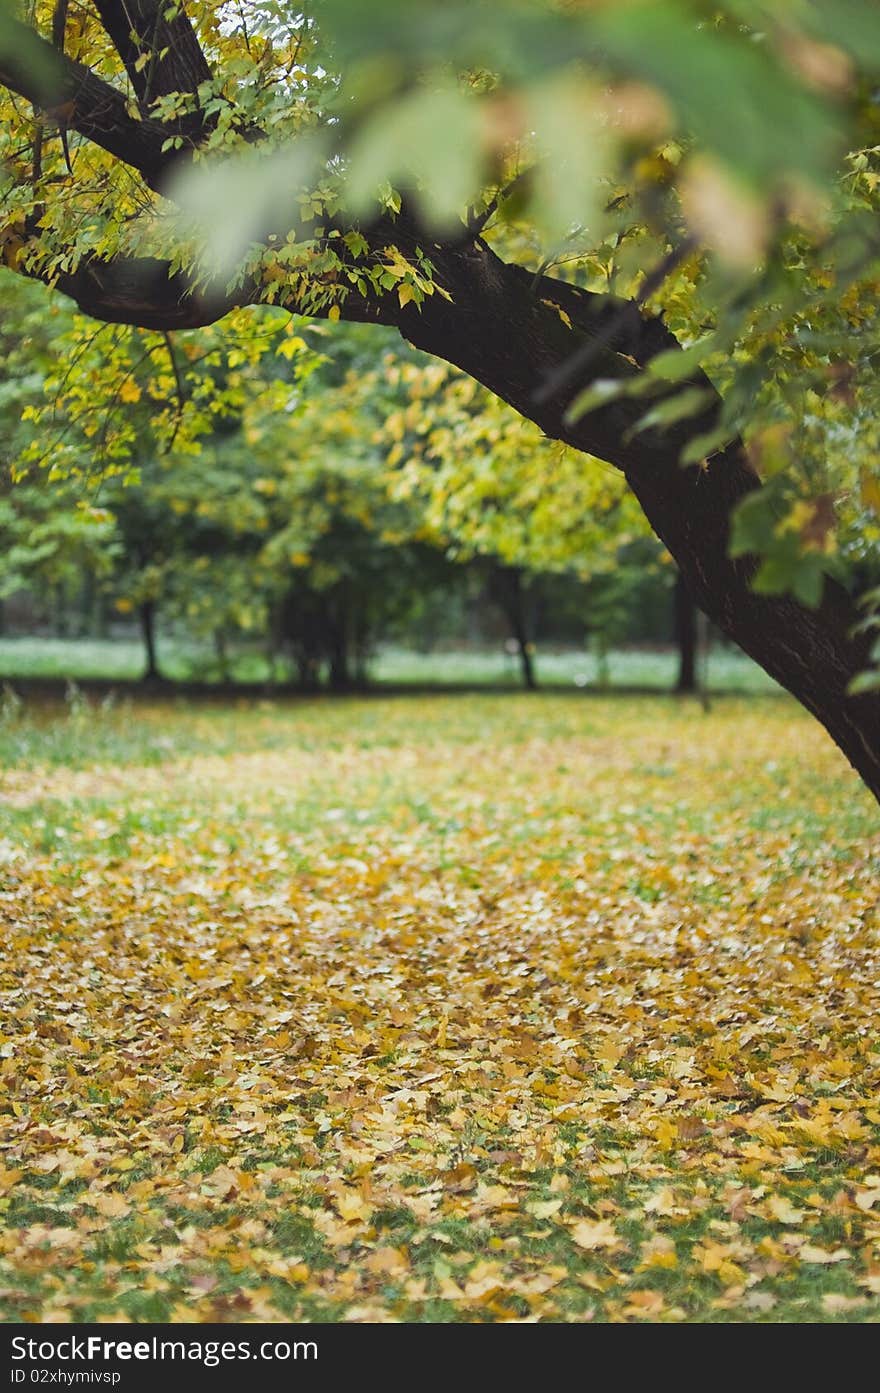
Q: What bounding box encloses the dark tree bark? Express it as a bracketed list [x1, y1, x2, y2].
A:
[213, 627, 230, 682]
[326, 596, 351, 692]
[139, 599, 160, 683]
[674, 571, 697, 695]
[0, 17, 199, 188]
[90, 0, 212, 111]
[488, 564, 537, 690]
[3, 7, 878, 800]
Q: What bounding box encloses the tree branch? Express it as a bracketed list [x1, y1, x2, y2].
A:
[0, 17, 197, 187]
[43, 251, 401, 332]
[533, 236, 697, 406]
[48, 255, 249, 328]
[91, 0, 212, 109]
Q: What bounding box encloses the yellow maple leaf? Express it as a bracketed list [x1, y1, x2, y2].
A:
[766, 1194, 806, 1225]
[570, 1219, 621, 1251]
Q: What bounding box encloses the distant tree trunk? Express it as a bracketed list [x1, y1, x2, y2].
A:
[489, 564, 537, 690]
[54, 582, 68, 638]
[213, 627, 230, 682]
[91, 587, 109, 639]
[283, 588, 322, 690]
[516, 631, 536, 692]
[328, 649, 349, 690]
[326, 592, 350, 692]
[139, 599, 160, 682]
[352, 603, 371, 687]
[674, 571, 697, 694]
[265, 604, 283, 685]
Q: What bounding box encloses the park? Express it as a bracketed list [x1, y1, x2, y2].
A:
[0, 0, 878, 1329]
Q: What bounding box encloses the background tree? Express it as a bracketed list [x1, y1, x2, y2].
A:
[379, 351, 666, 688]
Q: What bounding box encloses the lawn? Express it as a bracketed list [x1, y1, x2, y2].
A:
[0, 691, 878, 1323]
[0, 636, 778, 692]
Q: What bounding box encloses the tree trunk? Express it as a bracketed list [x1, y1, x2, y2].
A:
[489, 564, 537, 690]
[326, 591, 351, 692]
[54, 582, 68, 639]
[213, 627, 230, 682]
[509, 631, 536, 691]
[327, 633, 350, 691]
[139, 599, 160, 683]
[395, 241, 880, 800]
[674, 570, 697, 695]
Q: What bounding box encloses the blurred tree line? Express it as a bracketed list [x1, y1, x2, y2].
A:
[0, 276, 695, 691]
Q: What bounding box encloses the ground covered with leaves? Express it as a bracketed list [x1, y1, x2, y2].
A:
[0, 692, 878, 1323]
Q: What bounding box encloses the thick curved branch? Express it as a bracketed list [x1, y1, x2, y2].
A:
[0, 17, 195, 186]
[45, 251, 400, 332]
[92, 1, 212, 107]
[48, 255, 251, 328]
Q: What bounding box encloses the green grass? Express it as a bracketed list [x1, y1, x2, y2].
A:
[0, 635, 778, 692]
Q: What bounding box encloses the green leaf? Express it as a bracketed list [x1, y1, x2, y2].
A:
[807, 0, 880, 68]
[629, 386, 713, 435]
[592, 1, 844, 184]
[565, 377, 627, 423]
[646, 336, 718, 382]
[730, 488, 777, 558]
[847, 668, 880, 695]
[678, 425, 732, 466]
[345, 85, 482, 230]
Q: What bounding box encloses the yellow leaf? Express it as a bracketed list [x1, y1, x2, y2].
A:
[636, 1235, 677, 1271]
[766, 1194, 806, 1225]
[822, 1294, 866, 1314]
[334, 1190, 373, 1224]
[799, 1245, 850, 1264]
[861, 473, 880, 514]
[526, 1198, 563, 1220]
[363, 1246, 409, 1277]
[570, 1219, 620, 1251]
[0, 1167, 23, 1195]
[94, 1192, 130, 1219]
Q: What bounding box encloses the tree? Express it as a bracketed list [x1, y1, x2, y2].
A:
[379, 350, 662, 688]
[0, 1, 878, 795]
[0, 278, 116, 635]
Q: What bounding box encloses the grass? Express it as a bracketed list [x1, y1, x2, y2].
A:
[0, 636, 779, 692]
[0, 689, 877, 1323]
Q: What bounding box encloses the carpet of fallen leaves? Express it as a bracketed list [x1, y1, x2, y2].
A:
[0, 692, 878, 1323]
